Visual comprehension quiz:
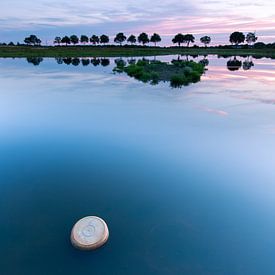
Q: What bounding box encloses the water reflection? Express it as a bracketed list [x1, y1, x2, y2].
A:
[101, 58, 110, 67]
[127, 58, 136, 65]
[81, 58, 90, 66]
[26, 57, 44, 66]
[114, 58, 127, 68]
[1, 54, 275, 275]
[52, 57, 111, 67]
[243, 57, 254, 70]
[25, 56, 257, 73]
[23, 55, 265, 88]
[198, 55, 209, 66]
[225, 57, 255, 71]
[71, 58, 80, 66]
[227, 57, 242, 71]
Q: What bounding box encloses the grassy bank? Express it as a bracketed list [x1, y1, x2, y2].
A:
[0, 45, 275, 58]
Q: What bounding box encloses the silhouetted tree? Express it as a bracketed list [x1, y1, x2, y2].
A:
[150, 33, 161, 46]
[35, 35, 42, 45]
[184, 34, 195, 47]
[114, 33, 126, 45]
[127, 35, 137, 45]
[230, 32, 245, 45]
[90, 35, 100, 45]
[80, 35, 89, 44]
[70, 35, 79, 45]
[24, 35, 41, 46]
[138, 33, 150, 45]
[54, 36, 62, 46]
[61, 36, 71, 46]
[100, 35, 109, 45]
[200, 36, 211, 47]
[172, 33, 185, 47]
[246, 32, 258, 45]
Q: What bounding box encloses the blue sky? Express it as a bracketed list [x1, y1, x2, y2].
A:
[0, 0, 274, 45]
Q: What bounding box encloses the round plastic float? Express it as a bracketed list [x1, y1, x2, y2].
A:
[71, 216, 109, 250]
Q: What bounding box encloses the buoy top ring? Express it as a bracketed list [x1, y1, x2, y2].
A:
[71, 216, 109, 250]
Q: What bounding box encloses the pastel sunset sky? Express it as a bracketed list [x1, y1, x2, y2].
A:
[0, 0, 274, 45]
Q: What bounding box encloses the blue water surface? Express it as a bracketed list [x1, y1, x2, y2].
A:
[0, 56, 275, 275]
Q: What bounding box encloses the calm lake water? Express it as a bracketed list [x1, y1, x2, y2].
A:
[0, 55, 275, 275]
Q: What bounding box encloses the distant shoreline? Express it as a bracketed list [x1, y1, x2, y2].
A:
[0, 45, 274, 58]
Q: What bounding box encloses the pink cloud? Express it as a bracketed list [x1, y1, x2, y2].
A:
[197, 106, 229, 116]
[133, 15, 275, 44]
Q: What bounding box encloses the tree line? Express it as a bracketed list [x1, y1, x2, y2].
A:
[22, 31, 258, 47]
[51, 33, 162, 46]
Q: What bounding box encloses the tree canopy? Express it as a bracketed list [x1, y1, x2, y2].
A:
[100, 35, 109, 44]
[61, 36, 71, 45]
[230, 32, 245, 45]
[114, 33, 127, 45]
[21, 31, 264, 49]
[80, 35, 89, 44]
[246, 32, 258, 45]
[70, 35, 79, 45]
[150, 33, 161, 46]
[24, 35, 41, 46]
[200, 36, 211, 47]
[184, 34, 195, 47]
[138, 33, 150, 45]
[172, 33, 185, 46]
[127, 35, 137, 44]
[90, 35, 100, 45]
[54, 36, 62, 45]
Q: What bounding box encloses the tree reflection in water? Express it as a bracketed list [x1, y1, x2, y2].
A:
[227, 57, 242, 71]
[24, 55, 257, 88]
[101, 58, 110, 67]
[199, 55, 209, 67]
[243, 56, 254, 70]
[26, 57, 44, 66]
[81, 59, 90, 66]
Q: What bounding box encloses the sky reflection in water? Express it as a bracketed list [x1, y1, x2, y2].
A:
[0, 56, 275, 274]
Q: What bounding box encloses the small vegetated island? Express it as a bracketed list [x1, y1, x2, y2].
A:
[114, 59, 205, 88]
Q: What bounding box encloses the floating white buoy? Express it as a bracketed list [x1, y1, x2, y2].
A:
[71, 216, 109, 250]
